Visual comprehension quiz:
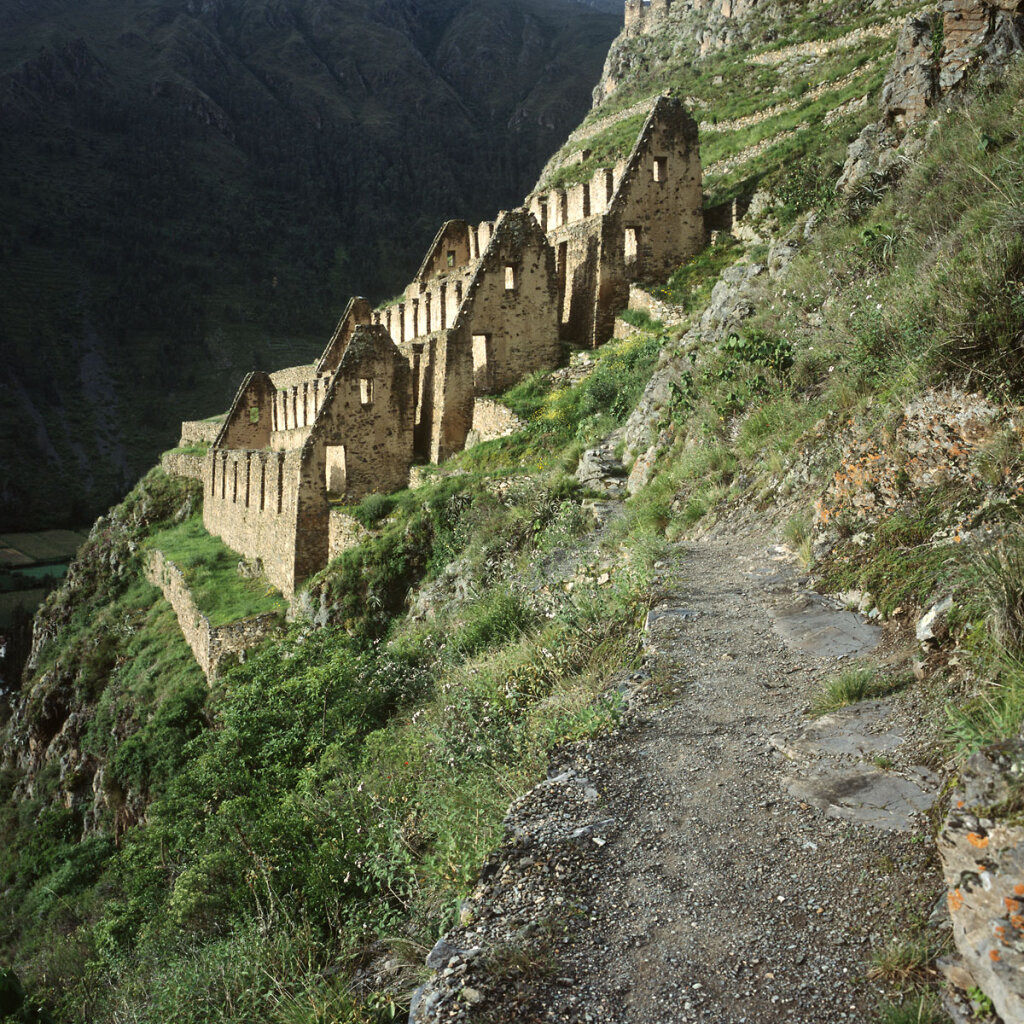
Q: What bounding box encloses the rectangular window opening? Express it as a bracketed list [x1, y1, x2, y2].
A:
[446, 250, 456, 268]
[624, 227, 639, 262]
[582, 183, 591, 218]
[472, 334, 491, 392]
[249, 405, 259, 424]
[326, 445, 347, 495]
[360, 378, 374, 407]
[504, 264, 517, 291]
[653, 156, 668, 182]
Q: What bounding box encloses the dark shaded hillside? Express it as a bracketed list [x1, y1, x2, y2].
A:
[0, 0, 620, 531]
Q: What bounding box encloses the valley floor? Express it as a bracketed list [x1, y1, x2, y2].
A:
[418, 524, 944, 1022]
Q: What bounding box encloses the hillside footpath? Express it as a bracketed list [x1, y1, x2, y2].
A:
[411, 523, 943, 1022]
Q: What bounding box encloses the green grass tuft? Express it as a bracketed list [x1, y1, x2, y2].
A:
[810, 666, 910, 717]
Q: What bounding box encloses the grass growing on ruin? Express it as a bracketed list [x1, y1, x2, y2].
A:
[146, 514, 287, 627]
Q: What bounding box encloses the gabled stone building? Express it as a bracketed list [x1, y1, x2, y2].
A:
[528, 95, 704, 347]
[201, 208, 559, 596]
[192, 94, 705, 597]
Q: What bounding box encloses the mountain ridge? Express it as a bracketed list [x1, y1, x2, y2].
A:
[0, 0, 621, 531]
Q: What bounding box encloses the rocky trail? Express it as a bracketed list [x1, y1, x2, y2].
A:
[412, 526, 945, 1023]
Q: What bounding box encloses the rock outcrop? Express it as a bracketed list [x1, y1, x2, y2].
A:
[880, 12, 941, 128]
[841, 0, 1024, 192]
[938, 738, 1024, 1024]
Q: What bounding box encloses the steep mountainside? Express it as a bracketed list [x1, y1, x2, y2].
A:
[6, 1, 1024, 1022]
[0, 0, 620, 531]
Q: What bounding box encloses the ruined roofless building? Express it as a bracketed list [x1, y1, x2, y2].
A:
[195, 94, 703, 597]
[528, 96, 703, 347]
[201, 209, 559, 597]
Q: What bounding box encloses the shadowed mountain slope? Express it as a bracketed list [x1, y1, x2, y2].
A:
[0, 0, 620, 530]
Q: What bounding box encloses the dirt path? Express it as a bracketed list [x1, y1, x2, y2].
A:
[412, 528, 944, 1023]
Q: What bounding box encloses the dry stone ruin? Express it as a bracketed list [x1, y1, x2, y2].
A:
[184, 96, 704, 597]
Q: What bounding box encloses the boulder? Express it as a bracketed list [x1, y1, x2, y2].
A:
[836, 122, 901, 194]
[916, 595, 954, 648]
[576, 447, 627, 498]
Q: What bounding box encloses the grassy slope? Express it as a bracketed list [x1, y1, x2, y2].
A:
[0, 336, 667, 1021]
[540, 0, 928, 202]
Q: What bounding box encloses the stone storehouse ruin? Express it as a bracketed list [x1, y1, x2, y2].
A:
[193, 95, 704, 597]
[528, 96, 703, 347]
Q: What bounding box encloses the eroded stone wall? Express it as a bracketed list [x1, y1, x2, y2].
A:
[458, 211, 561, 395]
[203, 447, 303, 596]
[466, 398, 524, 447]
[179, 420, 221, 446]
[161, 451, 205, 481]
[144, 549, 278, 679]
[539, 96, 703, 347]
[328, 510, 370, 561]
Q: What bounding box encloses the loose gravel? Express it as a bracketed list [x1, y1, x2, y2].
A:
[411, 527, 945, 1023]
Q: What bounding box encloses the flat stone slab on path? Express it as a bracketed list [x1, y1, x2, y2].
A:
[766, 591, 881, 658]
[411, 534, 943, 1024]
[786, 765, 939, 831]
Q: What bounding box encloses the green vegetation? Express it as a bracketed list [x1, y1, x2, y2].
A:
[0, 347, 660, 1022]
[809, 666, 911, 716]
[146, 514, 288, 627]
[655, 235, 743, 309]
[164, 443, 209, 457]
[875, 994, 948, 1024]
[619, 308, 665, 332]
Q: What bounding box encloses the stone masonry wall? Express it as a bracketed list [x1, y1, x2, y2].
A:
[179, 420, 221, 446]
[328, 510, 370, 561]
[304, 325, 415, 504]
[537, 97, 703, 347]
[161, 451, 205, 481]
[144, 549, 279, 680]
[203, 447, 303, 596]
[217, 371, 276, 450]
[465, 398, 524, 447]
[459, 212, 561, 396]
[316, 296, 373, 375]
[611, 100, 704, 288]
